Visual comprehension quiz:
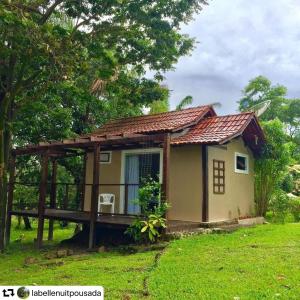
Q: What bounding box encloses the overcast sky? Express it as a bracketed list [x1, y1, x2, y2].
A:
[165, 0, 300, 114]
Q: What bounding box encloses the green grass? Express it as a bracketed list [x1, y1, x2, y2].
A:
[1, 220, 300, 299]
[0, 219, 158, 299]
[148, 223, 300, 300]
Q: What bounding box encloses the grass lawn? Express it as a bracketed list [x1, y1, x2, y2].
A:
[0, 219, 300, 300]
[148, 223, 300, 300]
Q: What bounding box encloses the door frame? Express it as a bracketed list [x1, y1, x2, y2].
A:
[119, 148, 163, 214]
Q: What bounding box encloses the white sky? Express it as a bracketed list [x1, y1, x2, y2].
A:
[164, 0, 300, 114]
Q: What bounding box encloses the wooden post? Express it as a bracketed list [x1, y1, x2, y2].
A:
[80, 152, 87, 211]
[5, 153, 16, 246]
[48, 159, 57, 241]
[162, 133, 171, 204]
[202, 145, 209, 222]
[88, 143, 100, 249]
[36, 152, 49, 248]
[124, 184, 128, 215]
[64, 184, 69, 210]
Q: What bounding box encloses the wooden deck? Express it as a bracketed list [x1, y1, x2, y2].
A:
[10, 209, 201, 231]
[10, 209, 136, 227]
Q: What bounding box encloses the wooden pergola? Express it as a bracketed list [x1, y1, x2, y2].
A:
[6, 132, 170, 249]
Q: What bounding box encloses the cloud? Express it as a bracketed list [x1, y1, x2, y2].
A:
[165, 0, 300, 114]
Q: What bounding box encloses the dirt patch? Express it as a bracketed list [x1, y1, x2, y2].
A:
[60, 225, 133, 247]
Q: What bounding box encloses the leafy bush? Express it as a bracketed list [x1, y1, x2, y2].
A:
[269, 190, 290, 223]
[140, 213, 167, 242]
[289, 197, 300, 222]
[125, 219, 144, 242]
[125, 178, 170, 244]
[138, 177, 161, 215]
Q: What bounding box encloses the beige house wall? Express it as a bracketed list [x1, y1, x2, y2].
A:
[168, 145, 203, 222]
[84, 150, 122, 212]
[83, 138, 255, 223]
[207, 138, 255, 222]
[83, 145, 204, 221]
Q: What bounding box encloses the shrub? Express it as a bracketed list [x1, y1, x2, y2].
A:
[289, 197, 300, 222]
[125, 178, 170, 244]
[138, 177, 161, 214]
[269, 190, 290, 223]
[126, 203, 169, 243]
[140, 213, 167, 242]
[125, 219, 144, 242]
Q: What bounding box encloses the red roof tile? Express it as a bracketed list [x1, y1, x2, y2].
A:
[171, 113, 257, 145]
[91, 106, 215, 136]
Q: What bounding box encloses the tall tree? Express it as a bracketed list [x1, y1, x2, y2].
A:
[238, 76, 300, 157]
[238, 76, 288, 121]
[238, 76, 300, 216]
[254, 119, 293, 216]
[238, 76, 300, 133]
[0, 0, 208, 249]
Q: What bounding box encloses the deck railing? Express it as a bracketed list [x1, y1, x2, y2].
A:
[10, 181, 156, 216]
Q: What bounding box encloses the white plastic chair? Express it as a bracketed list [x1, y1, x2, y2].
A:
[98, 193, 115, 214]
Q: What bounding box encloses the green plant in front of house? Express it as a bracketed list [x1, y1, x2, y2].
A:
[140, 207, 168, 243]
[140, 214, 166, 243]
[137, 177, 161, 215]
[125, 178, 170, 243]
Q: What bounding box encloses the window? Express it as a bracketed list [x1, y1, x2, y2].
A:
[235, 152, 249, 174]
[100, 151, 112, 164]
[213, 160, 225, 194]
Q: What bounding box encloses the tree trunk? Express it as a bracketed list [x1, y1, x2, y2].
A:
[0, 97, 8, 250]
[0, 92, 13, 250]
[23, 217, 32, 230]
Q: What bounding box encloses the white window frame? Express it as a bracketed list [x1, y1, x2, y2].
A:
[100, 151, 112, 164]
[234, 152, 249, 174]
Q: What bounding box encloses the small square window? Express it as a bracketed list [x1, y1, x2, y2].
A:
[100, 151, 112, 164]
[235, 152, 249, 174]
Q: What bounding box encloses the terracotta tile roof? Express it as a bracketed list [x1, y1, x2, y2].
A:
[171, 113, 257, 145]
[91, 105, 215, 136]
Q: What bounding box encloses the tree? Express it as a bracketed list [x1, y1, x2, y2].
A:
[149, 94, 194, 114]
[238, 76, 300, 216]
[238, 76, 288, 120]
[176, 95, 193, 111]
[0, 0, 208, 249]
[254, 119, 293, 216]
[238, 76, 300, 139]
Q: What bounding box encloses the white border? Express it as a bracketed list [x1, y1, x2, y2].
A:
[100, 151, 112, 164]
[234, 152, 249, 174]
[119, 148, 163, 214]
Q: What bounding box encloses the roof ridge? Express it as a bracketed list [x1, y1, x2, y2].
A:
[105, 105, 213, 123]
[202, 111, 254, 120]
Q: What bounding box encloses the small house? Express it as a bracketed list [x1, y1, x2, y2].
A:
[7, 106, 264, 248]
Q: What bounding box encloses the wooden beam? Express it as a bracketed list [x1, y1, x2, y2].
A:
[162, 134, 171, 212]
[202, 145, 209, 222]
[48, 159, 57, 241]
[36, 152, 49, 248]
[12, 133, 165, 156]
[88, 143, 100, 249]
[5, 154, 16, 246]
